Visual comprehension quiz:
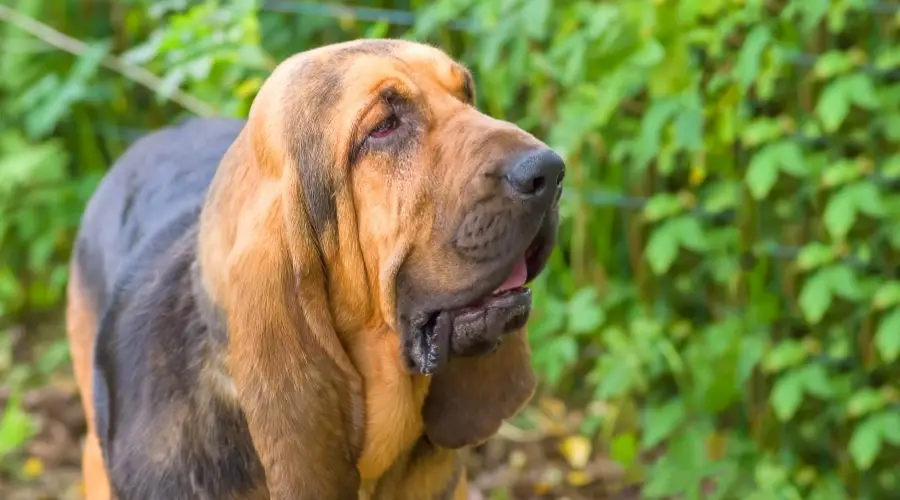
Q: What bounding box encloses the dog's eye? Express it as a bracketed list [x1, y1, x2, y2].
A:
[369, 115, 399, 139]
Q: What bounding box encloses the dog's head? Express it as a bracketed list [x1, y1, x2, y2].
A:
[201, 39, 564, 450]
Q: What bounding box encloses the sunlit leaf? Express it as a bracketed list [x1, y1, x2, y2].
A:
[797, 242, 836, 271]
[644, 193, 683, 222]
[567, 287, 606, 335]
[643, 400, 686, 449]
[771, 370, 805, 421]
[799, 269, 832, 324]
[21, 457, 44, 478]
[675, 92, 704, 151]
[850, 416, 883, 470]
[0, 393, 36, 456]
[875, 309, 900, 363]
[847, 388, 887, 418]
[610, 432, 638, 468]
[763, 340, 807, 373]
[559, 435, 592, 469]
[817, 79, 851, 133]
[646, 222, 680, 275]
[823, 187, 857, 241]
[813, 51, 856, 79]
[735, 26, 771, 89]
[872, 282, 900, 310]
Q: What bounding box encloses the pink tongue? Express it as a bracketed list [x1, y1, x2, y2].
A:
[493, 258, 528, 294]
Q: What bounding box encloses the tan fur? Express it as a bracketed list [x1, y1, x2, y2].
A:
[66, 263, 111, 500]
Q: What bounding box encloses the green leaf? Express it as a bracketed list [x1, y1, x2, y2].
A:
[773, 141, 807, 177]
[745, 141, 807, 199]
[843, 74, 879, 109]
[816, 79, 850, 132]
[522, 0, 551, 39]
[672, 216, 708, 253]
[23, 41, 110, 138]
[771, 370, 805, 421]
[875, 309, 900, 363]
[746, 147, 780, 200]
[881, 412, 900, 446]
[799, 269, 833, 324]
[827, 264, 863, 302]
[813, 51, 856, 79]
[610, 432, 639, 468]
[783, 0, 830, 32]
[847, 388, 887, 418]
[799, 364, 833, 399]
[851, 181, 886, 218]
[821, 158, 863, 188]
[634, 98, 679, 170]
[823, 187, 857, 241]
[0, 392, 37, 457]
[763, 340, 807, 373]
[675, 93, 704, 151]
[816, 74, 880, 133]
[646, 222, 679, 275]
[644, 193, 683, 222]
[364, 21, 391, 39]
[642, 400, 686, 449]
[735, 26, 771, 89]
[741, 117, 786, 147]
[872, 281, 900, 310]
[797, 242, 836, 271]
[850, 416, 883, 470]
[0, 138, 67, 190]
[567, 287, 606, 335]
[738, 335, 767, 384]
[824, 181, 885, 241]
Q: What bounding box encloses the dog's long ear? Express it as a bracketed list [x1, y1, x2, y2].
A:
[198, 86, 364, 497]
[422, 329, 536, 449]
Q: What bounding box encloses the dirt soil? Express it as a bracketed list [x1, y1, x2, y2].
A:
[0, 383, 640, 500]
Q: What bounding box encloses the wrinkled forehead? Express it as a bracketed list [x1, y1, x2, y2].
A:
[286, 40, 474, 115]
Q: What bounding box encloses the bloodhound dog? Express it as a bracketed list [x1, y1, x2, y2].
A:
[66, 39, 564, 500]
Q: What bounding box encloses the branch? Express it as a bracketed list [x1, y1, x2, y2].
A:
[0, 4, 218, 117]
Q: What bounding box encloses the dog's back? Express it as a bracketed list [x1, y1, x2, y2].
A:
[66, 117, 264, 499]
[73, 118, 244, 311]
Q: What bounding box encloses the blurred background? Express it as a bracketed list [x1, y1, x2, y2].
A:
[1, 0, 899, 499]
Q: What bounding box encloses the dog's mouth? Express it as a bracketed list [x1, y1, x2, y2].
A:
[458, 231, 550, 310]
[411, 229, 554, 375]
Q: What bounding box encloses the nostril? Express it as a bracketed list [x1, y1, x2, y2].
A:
[530, 176, 546, 195]
[505, 173, 546, 196]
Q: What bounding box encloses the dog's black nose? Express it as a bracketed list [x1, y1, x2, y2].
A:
[503, 149, 565, 202]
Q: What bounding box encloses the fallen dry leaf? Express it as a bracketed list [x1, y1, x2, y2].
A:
[22, 457, 45, 478]
[566, 470, 592, 486]
[559, 435, 592, 469]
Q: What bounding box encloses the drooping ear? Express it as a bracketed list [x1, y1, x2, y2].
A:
[421, 328, 536, 449]
[198, 116, 364, 498]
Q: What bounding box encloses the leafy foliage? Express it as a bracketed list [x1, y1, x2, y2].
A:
[1, 0, 899, 497]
